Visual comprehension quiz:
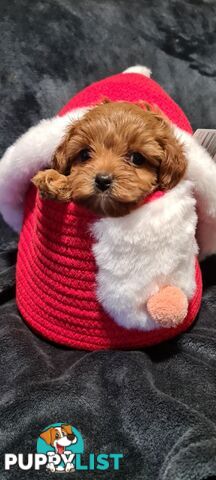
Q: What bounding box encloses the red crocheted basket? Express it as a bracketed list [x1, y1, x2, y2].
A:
[16, 72, 202, 350]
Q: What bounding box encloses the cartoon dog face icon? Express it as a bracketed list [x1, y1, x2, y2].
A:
[40, 424, 77, 454]
[40, 424, 77, 472]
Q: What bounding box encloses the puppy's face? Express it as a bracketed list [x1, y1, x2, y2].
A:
[33, 101, 186, 217]
[40, 424, 77, 453]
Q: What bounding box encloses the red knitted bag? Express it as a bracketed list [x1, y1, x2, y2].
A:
[16, 72, 202, 350]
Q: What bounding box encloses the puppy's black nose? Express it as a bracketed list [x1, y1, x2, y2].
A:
[95, 174, 113, 192]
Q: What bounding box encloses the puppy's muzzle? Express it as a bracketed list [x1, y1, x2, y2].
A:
[95, 173, 113, 192]
[67, 433, 76, 442]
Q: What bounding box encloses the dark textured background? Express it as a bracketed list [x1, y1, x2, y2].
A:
[0, 1, 216, 479]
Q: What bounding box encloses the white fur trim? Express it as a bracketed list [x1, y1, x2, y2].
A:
[92, 180, 198, 331]
[174, 127, 216, 259]
[123, 65, 152, 77]
[0, 107, 89, 231]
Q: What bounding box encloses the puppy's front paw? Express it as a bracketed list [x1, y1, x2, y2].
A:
[32, 169, 71, 201]
[46, 463, 55, 473]
[65, 463, 75, 472]
[32, 169, 58, 199]
[147, 286, 188, 328]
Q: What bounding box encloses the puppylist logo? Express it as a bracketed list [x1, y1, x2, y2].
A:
[4, 422, 124, 473]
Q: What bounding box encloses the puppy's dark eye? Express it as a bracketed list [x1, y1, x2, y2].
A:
[130, 152, 146, 166]
[79, 149, 91, 161]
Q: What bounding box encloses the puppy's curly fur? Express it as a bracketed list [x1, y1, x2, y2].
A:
[33, 101, 186, 217]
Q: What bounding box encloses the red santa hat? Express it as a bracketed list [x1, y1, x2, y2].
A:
[17, 68, 203, 349]
[58, 67, 192, 132]
[1, 66, 216, 350]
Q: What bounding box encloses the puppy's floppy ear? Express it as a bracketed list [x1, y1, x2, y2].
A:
[52, 136, 71, 176]
[33, 126, 76, 201]
[151, 110, 186, 190]
[62, 424, 77, 443]
[40, 428, 53, 445]
[136, 102, 186, 190]
[52, 121, 78, 175]
[62, 424, 72, 435]
[159, 134, 187, 190]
